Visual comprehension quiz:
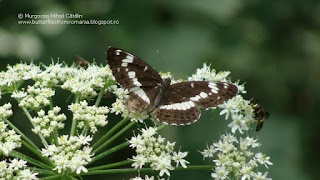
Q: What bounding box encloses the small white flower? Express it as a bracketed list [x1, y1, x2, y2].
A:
[172, 151, 189, 168]
[131, 154, 147, 169]
[211, 166, 229, 180]
[41, 145, 58, 157]
[252, 172, 271, 180]
[18, 169, 39, 180]
[201, 145, 215, 158]
[255, 153, 273, 168]
[76, 135, 92, 145]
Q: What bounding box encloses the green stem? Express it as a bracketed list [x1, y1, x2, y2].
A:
[70, 95, 80, 136]
[88, 160, 132, 171]
[53, 129, 59, 146]
[92, 117, 130, 150]
[95, 87, 105, 107]
[3, 118, 39, 151]
[33, 168, 56, 176]
[79, 166, 214, 176]
[89, 123, 168, 165]
[89, 141, 130, 165]
[10, 151, 53, 170]
[93, 121, 136, 154]
[39, 175, 77, 180]
[21, 140, 54, 167]
[21, 106, 48, 147]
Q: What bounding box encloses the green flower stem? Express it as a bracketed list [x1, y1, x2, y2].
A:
[90, 123, 168, 165]
[70, 95, 80, 136]
[92, 117, 130, 151]
[3, 118, 39, 151]
[20, 106, 48, 147]
[33, 168, 57, 176]
[53, 129, 59, 146]
[39, 175, 77, 180]
[89, 141, 129, 165]
[93, 121, 136, 154]
[10, 150, 53, 170]
[81, 126, 88, 136]
[21, 140, 54, 167]
[88, 160, 133, 171]
[49, 97, 53, 109]
[95, 87, 106, 107]
[79, 165, 214, 176]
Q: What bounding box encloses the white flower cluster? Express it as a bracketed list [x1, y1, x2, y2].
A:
[0, 63, 40, 88]
[218, 95, 254, 134]
[0, 159, 38, 180]
[31, 107, 66, 137]
[41, 135, 93, 174]
[129, 127, 189, 177]
[61, 65, 114, 99]
[68, 100, 109, 133]
[130, 175, 164, 180]
[0, 103, 21, 156]
[188, 63, 231, 82]
[109, 85, 150, 123]
[15, 85, 55, 110]
[201, 133, 272, 180]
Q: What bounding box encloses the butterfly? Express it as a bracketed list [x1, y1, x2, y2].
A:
[106, 47, 238, 125]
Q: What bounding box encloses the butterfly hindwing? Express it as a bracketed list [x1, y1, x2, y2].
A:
[106, 47, 163, 89]
[168, 81, 238, 109]
[154, 81, 237, 125]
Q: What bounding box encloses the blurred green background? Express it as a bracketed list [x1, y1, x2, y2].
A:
[1, 0, 319, 179]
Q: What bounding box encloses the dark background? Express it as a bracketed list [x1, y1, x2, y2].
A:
[1, 0, 319, 179]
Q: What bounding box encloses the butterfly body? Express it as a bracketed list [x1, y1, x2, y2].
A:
[106, 47, 238, 125]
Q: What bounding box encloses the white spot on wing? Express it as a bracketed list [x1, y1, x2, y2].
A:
[121, 62, 128, 67]
[131, 88, 150, 103]
[122, 55, 134, 63]
[144, 66, 148, 71]
[132, 78, 142, 86]
[115, 50, 121, 55]
[160, 101, 194, 110]
[208, 82, 218, 94]
[191, 83, 194, 88]
[128, 71, 136, 78]
[199, 92, 208, 98]
[224, 83, 228, 89]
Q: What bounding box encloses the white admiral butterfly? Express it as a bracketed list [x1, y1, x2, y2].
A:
[106, 47, 238, 125]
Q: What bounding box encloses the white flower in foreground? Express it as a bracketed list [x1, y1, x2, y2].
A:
[211, 166, 229, 180]
[42, 135, 93, 174]
[172, 151, 189, 168]
[18, 169, 39, 180]
[129, 127, 188, 177]
[201, 133, 272, 180]
[255, 153, 273, 168]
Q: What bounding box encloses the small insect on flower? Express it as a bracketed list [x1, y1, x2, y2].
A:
[251, 103, 270, 131]
[75, 55, 89, 68]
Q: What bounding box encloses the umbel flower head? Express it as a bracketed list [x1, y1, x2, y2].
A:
[201, 133, 272, 180]
[129, 127, 189, 177]
[41, 134, 93, 174]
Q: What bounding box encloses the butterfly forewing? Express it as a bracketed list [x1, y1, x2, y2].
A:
[106, 47, 163, 89]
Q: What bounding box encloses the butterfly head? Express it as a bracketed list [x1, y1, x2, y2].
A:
[163, 78, 171, 88]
